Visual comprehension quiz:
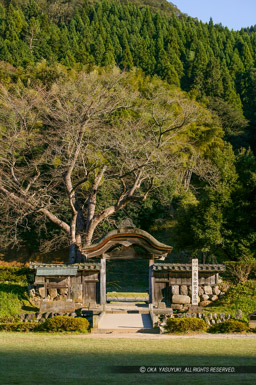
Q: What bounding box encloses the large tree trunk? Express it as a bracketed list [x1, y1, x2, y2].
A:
[69, 243, 77, 264]
[69, 236, 84, 263]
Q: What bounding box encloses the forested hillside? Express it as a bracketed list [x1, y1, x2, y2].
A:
[0, 0, 255, 264]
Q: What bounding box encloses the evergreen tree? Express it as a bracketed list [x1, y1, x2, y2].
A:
[120, 39, 133, 70]
[190, 42, 208, 93]
[204, 54, 223, 97]
[92, 34, 105, 65]
[230, 49, 244, 78]
[156, 48, 179, 86]
[102, 37, 115, 67]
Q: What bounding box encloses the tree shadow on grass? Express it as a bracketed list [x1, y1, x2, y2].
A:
[1, 333, 256, 385]
[0, 349, 255, 385]
[0, 283, 28, 301]
[0, 283, 39, 313]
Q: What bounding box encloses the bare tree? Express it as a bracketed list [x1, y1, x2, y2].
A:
[0, 69, 221, 262]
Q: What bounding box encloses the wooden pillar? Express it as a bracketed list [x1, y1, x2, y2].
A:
[149, 258, 154, 304]
[100, 257, 106, 305]
[67, 276, 71, 300]
[44, 278, 48, 299]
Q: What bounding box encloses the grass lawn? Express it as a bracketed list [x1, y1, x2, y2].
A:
[0, 333, 255, 385]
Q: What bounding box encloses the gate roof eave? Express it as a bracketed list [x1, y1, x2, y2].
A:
[81, 227, 172, 259]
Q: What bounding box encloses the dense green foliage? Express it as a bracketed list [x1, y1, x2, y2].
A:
[0, 282, 37, 317]
[0, 316, 90, 332]
[204, 280, 256, 319]
[0, 267, 36, 317]
[165, 317, 207, 333]
[173, 147, 256, 262]
[0, 321, 38, 331]
[0, 266, 31, 284]
[208, 320, 249, 333]
[225, 258, 256, 283]
[0, 0, 254, 118]
[0, 1, 251, 91]
[0, 0, 255, 263]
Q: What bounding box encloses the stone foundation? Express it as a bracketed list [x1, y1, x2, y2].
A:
[168, 283, 229, 310]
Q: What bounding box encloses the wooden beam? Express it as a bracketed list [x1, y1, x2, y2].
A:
[67, 276, 71, 300]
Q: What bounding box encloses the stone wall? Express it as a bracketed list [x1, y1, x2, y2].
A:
[28, 285, 70, 307]
[169, 282, 230, 311]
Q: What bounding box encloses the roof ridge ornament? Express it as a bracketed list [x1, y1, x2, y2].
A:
[118, 217, 136, 229]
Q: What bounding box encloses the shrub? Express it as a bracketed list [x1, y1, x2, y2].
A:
[165, 317, 207, 333]
[40, 316, 90, 332]
[208, 320, 249, 333]
[0, 267, 32, 284]
[225, 257, 256, 283]
[0, 322, 38, 332]
[0, 316, 19, 323]
[205, 280, 256, 320]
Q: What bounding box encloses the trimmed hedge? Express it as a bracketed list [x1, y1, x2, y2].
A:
[0, 322, 38, 332]
[0, 316, 90, 333]
[208, 320, 249, 333]
[165, 317, 207, 333]
[39, 316, 90, 332]
[0, 316, 19, 323]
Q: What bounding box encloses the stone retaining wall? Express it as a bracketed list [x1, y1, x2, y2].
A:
[169, 282, 230, 311]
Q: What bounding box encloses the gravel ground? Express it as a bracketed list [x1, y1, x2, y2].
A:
[70, 333, 256, 339]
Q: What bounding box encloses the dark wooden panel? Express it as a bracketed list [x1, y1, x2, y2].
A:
[154, 273, 169, 279]
[179, 277, 191, 285]
[71, 275, 82, 284]
[47, 278, 68, 287]
[84, 272, 99, 281]
[83, 281, 97, 303]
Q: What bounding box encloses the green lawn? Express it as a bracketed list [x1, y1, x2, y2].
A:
[0, 333, 255, 385]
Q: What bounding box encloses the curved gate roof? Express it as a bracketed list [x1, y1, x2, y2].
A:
[81, 226, 172, 260]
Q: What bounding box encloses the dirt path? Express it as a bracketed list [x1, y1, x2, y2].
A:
[67, 333, 256, 339]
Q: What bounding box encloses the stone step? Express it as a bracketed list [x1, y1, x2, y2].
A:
[107, 297, 148, 302]
[98, 312, 153, 330]
[105, 310, 150, 314]
[106, 301, 148, 306]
